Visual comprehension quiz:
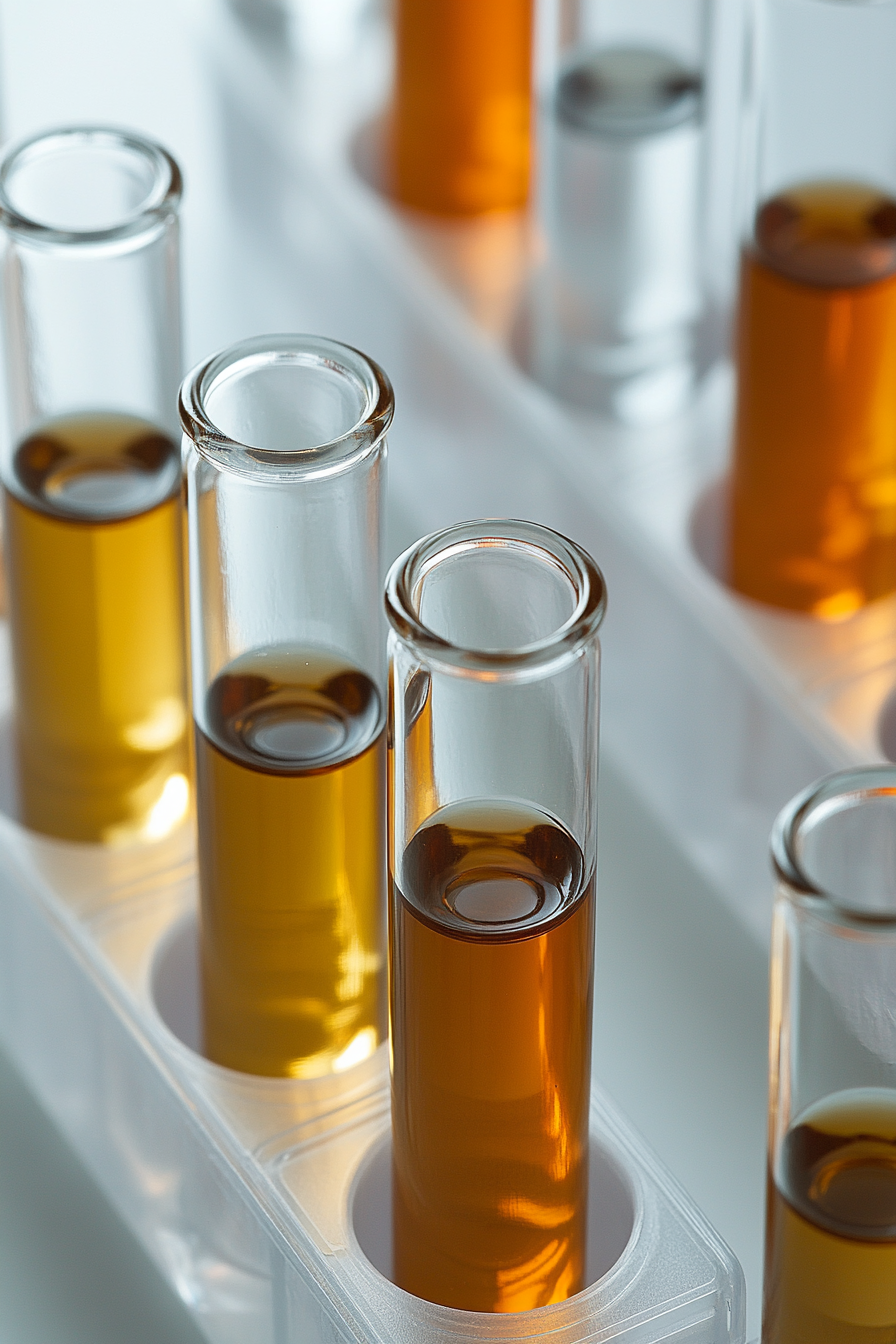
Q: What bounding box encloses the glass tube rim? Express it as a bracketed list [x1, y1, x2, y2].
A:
[772, 765, 896, 925]
[0, 125, 182, 246]
[179, 333, 394, 483]
[384, 518, 606, 677]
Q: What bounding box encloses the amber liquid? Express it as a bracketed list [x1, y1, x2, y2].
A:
[391, 801, 593, 1311]
[392, 0, 534, 215]
[764, 1089, 896, 1343]
[730, 182, 896, 618]
[2, 412, 189, 843]
[196, 649, 386, 1077]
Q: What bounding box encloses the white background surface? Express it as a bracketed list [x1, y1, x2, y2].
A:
[0, 2, 770, 1339]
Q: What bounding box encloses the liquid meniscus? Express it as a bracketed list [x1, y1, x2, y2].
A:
[764, 1088, 896, 1342]
[556, 47, 701, 139]
[2, 411, 189, 843]
[196, 647, 386, 1078]
[730, 182, 896, 618]
[391, 800, 593, 1311]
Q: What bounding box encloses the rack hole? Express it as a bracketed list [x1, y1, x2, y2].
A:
[350, 1132, 636, 1298]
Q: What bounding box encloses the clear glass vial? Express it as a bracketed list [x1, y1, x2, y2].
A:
[729, 0, 896, 618]
[0, 127, 189, 845]
[765, 766, 896, 1342]
[180, 334, 392, 1078]
[533, 0, 712, 423]
[385, 519, 605, 1311]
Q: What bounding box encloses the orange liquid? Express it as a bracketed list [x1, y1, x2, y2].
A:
[730, 182, 896, 618]
[764, 1089, 896, 1343]
[391, 801, 593, 1311]
[3, 412, 189, 843]
[197, 649, 386, 1077]
[392, 0, 534, 215]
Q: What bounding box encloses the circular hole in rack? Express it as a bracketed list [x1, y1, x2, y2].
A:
[151, 911, 203, 1054]
[350, 1133, 637, 1298]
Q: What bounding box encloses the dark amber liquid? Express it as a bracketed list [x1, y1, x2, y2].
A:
[730, 182, 896, 618]
[2, 412, 189, 843]
[392, 0, 534, 215]
[197, 649, 386, 1077]
[391, 801, 593, 1311]
[764, 1089, 896, 1343]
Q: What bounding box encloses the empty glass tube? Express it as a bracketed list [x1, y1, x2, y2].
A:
[534, 0, 711, 422]
[391, 0, 534, 215]
[766, 767, 896, 1341]
[0, 127, 189, 844]
[729, 0, 896, 618]
[385, 519, 605, 1311]
[180, 335, 392, 1078]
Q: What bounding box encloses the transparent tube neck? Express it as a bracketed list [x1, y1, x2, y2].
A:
[772, 766, 896, 924]
[384, 519, 607, 677]
[0, 127, 182, 246]
[179, 334, 394, 482]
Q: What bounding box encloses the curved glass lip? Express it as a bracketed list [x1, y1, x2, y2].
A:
[772, 765, 896, 925]
[385, 518, 607, 677]
[0, 126, 182, 246]
[180, 334, 394, 482]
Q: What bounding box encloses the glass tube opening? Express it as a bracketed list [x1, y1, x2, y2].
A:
[0, 127, 181, 243]
[385, 519, 606, 674]
[772, 766, 896, 921]
[179, 334, 394, 481]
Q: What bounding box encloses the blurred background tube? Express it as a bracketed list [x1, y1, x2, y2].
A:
[766, 767, 896, 1341]
[181, 335, 391, 1078]
[534, 0, 711, 423]
[0, 127, 189, 845]
[729, 0, 896, 618]
[386, 519, 604, 1310]
[391, 0, 535, 215]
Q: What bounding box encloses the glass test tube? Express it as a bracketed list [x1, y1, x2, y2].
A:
[0, 128, 189, 844]
[535, 0, 710, 422]
[730, 0, 896, 618]
[180, 335, 392, 1078]
[391, 0, 534, 215]
[385, 520, 605, 1311]
[765, 767, 896, 1341]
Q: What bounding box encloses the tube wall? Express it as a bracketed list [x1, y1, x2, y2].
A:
[385, 519, 605, 1311]
[765, 767, 896, 1341]
[730, 0, 896, 617]
[0, 127, 189, 844]
[180, 334, 392, 1077]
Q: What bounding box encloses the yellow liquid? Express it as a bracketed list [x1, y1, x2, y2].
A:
[764, 1089, 896, 1343]
[196, 648, 386, 1077]
[3, 412, 189, 843]
[392, 801, 593, 1311]
[730, 182, 896, 617]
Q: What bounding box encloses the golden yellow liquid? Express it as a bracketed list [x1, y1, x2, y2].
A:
[2, 412, 189, 843]
[730, 182, 896, 618]
[392, 0, 534, 215]
[391, 801, 593, 1311]
[196, 648, 386, 1077]
[764, 1089, 896, 1343]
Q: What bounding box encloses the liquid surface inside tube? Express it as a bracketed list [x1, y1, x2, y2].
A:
[764, 1088, 896, 1342]
[730, 182, 896, 617]
[3, 411, 189, 843]
[392, 0, 533, 215]
[391, 799, 593, 1311]
[197, 648, 385, 1078]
